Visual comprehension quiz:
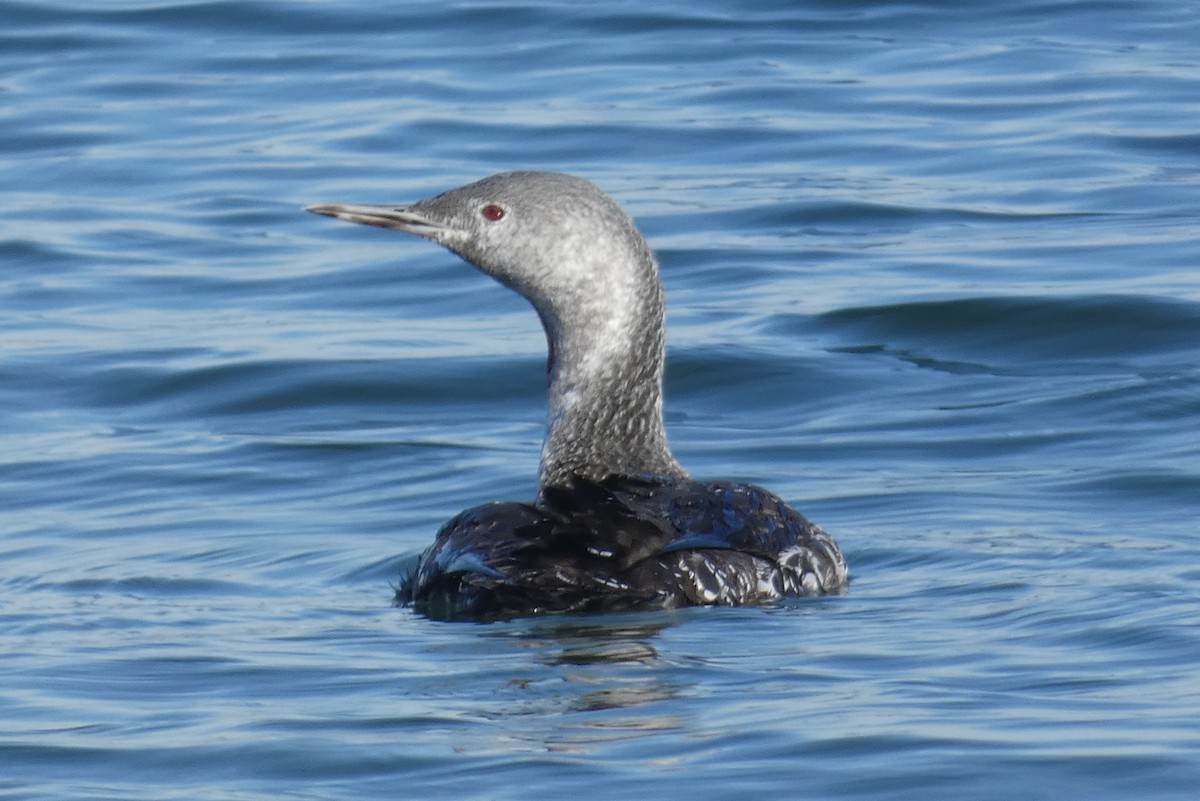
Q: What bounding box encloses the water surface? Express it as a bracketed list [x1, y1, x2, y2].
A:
[2, 1, 1198, 799]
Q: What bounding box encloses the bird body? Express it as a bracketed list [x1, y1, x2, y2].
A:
[307, 172, 847, 619]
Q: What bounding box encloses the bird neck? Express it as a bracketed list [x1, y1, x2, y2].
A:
[536, 273, 685, 495]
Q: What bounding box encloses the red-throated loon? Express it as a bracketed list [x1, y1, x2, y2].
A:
[307, 171, 847, 619]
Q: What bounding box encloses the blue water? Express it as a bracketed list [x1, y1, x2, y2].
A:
[2, 0, 1198, 798]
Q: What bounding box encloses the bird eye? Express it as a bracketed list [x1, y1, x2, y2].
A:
[481, 204, 505, 222]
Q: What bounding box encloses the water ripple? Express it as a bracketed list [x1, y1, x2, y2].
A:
[3, 0, 1199, 799]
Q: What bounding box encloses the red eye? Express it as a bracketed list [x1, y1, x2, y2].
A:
[481, 204, 505, 221]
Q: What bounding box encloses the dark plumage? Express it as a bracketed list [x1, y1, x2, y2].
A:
[307, 172, 848, 619]
[396, 474, 844, 620]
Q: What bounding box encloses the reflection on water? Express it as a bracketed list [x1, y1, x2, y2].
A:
[469, 614, 695, 753]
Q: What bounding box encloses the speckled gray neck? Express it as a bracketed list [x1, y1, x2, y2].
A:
[307, 171, 688, 494]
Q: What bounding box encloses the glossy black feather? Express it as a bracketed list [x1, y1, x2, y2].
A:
[396, 475, 848, 620]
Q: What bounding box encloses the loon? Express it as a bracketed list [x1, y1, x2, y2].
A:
[307, 171, 847, 619]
